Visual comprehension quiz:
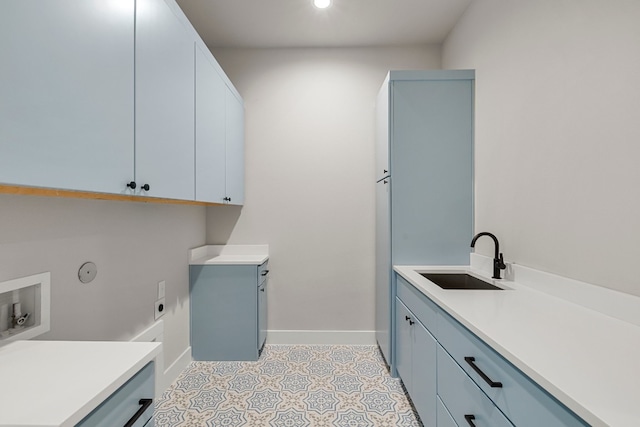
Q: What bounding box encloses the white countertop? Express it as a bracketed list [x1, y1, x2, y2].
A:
[189, 244, 269, 265]
[394, 263, 640, 427]
[0, 340, 161, 427]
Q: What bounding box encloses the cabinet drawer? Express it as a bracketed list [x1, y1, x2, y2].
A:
[437, 313, 588, 427]
[258, 261, 269, 284]
[397, 275, 438, 332]
[77, 362, 154, 427]
[437, 345, 513, 427]
[437, 396, 459, 427]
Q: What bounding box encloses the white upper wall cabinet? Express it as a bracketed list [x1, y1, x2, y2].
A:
[195, 45, 226, 203]
[135, 0, 195, 200]
[0, 0, 135, 193]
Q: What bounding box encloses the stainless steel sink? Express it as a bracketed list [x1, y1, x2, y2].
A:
[419, 273, 503, 290]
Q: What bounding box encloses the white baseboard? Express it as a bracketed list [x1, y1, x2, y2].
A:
[131, 320, 165, 399]
[130, 321, 192, 397]
[161, 346, 192, 393]
[266, 330, 376, 345]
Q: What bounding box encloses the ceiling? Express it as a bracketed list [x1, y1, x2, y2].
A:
[175, 0, 472, 49]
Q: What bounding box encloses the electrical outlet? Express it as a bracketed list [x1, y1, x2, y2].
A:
[158, 281, 165, 299]
[154, 298, 166, 320]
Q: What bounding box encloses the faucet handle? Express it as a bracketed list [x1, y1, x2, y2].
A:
[498, 253, 506, 269]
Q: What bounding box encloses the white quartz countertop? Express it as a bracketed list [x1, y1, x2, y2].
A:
[0, 340, 161, 427]
[189, 244, 269, 265]
[394, 264, 640, 427]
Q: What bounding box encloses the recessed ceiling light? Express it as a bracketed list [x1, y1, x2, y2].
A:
[314, 0, 331, 9]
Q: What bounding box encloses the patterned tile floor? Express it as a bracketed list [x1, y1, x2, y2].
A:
[155, 345, 421, 426]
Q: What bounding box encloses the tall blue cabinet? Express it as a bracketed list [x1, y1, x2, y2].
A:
[375, 70, 474, 369]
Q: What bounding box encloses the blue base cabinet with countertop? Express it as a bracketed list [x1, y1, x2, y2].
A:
[375, 70, 474, 368]
[394, 274, 588, 427]
[77, 362, 155, 427]
[190, 261, 268, 361]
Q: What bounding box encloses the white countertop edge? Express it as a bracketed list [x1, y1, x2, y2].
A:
[394, 265, 616, 427]
[0, 341, 162, 427]
[65, 342, 162, 426]
[189, 245, 269, 265]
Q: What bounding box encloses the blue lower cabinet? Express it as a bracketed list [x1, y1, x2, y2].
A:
[395, 298, 413, 390]
[190, 261, 268, 361]
[437, 346, 513, 427]
[395, 297, 437, 427]
[437, 396, 458, 427]
[437, 311, 589, 427]
[77, 362, 154, 427]
[258, 279, 268, 350]
[393, 273, 589, 427]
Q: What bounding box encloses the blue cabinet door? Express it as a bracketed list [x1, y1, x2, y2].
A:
[258, 280, 267, 351]
[135, 0, 195, 200]
[375, 76, 391, 182]
[190, 264, 259, 361]
[195, 45, 226, 203]
[375, 179, 392, 366]
[224, 87, 245, 205]
[395, 298, 413, 393]
[412, 318, 437, 427]
[0, 0, 134, 193]
[390, 76, 473, 266]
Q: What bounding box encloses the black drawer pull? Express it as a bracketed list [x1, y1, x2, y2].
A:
[261, 270, 270, 276]
[465, 414, 477, 427]
[464, 357, 503, 388]
[405, 316, 411, 321]
[124, 398, 153, 427]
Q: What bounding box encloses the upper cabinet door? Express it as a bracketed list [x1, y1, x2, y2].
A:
[391, 78, 473, 265]
[135, 0, 195, 200]
[225, 88, 245, 205]
[375, 78, 390, 182]
[0, 0, 135, 193]
[195, 46, 226, 203]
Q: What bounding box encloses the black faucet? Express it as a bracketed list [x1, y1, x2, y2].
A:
[470, 232, 506, 279]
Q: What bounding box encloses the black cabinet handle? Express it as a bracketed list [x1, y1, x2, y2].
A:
[383, 179, 388, 184]
[123, 398, 153, 427]
[260, 287, 265, 292]
[261, 270, 270, 276]
[223, 197, 231, 202]
[140, 184, 150, 191]
[383, 169, 388, 174]
[409, 320, 415, 325]
[126, 181, 137, 190]
[464, 357, 503, 388]
[464, 414, 477, 427]
[405, 316, 410, 321]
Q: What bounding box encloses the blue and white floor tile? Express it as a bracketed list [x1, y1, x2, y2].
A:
[155, 345, 421, 426]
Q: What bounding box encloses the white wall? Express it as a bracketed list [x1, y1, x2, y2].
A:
[207, 46, 441, 334]
[443, 1, 640, 296]
[0, 194, 205, 368]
